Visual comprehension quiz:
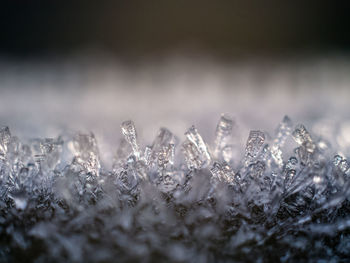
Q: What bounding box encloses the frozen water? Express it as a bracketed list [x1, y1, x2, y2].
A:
[182, 125, 211, 170]
[70, 133, 100, 176]
[0, 126, 11, 160]
[185, 125, 211, 165]
[213, 114, 233, 160]
[244, 130, 265, 167]
[1, 116, 350, 262]
[121, 120, 140, 160]
[270, 116, 292, 168]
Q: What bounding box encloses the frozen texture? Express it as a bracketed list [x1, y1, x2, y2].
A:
[0, 116, 350, 262]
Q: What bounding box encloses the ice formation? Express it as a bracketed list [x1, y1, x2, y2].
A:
[0, 115, 350, 262]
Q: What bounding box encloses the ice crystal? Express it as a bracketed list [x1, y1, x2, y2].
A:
[0, 126, 11, 160]
[70, 133, 100, 176]
[121, 120, 140, 159]
[185, 125, 211, 165]
[0, 115, 350, 262]
[270, 116, 292, 167]
[213, 114, 233, 161]
[244, 130, 265, 166]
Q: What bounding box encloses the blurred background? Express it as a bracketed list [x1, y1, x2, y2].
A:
[1, 1, 350, 164]
[2, 1, 349, 58]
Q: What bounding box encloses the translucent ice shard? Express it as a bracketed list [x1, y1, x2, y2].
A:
[284, 156, 298, 189]
[115, 138, 133, 162]
[149, 128, 177, 170]
[121, 120, 140, 159]
[213, 114, 233, 160]
[270, 116, 292, 167]
[292, 124, 315, 153]
[292, 124, 316, 166]
[142, 145, 152, 166]
[6, 136, 31, 175]
[210, 162, 235, 184]
[152, 128, 176, 154]
[70, 133, 100, 176]
[182, 125, 211, 169]
[182, 140, 203, 170]
[0, 126, 11, 160]
[125, 155, 148, 182]
[275, 116, 292, 146]
[185, 126, 210, 162]
[31, 137, 63, 172]
[270, 145, 283, 168]
[157, 144, 175, 170]
[245, 130, 265, 164]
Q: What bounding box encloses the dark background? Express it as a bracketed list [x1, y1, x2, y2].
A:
[1, 0, 349, 58]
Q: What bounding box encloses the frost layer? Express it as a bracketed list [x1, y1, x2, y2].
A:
[0, 116, 350, 262]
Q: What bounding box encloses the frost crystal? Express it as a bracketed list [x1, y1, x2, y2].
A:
[270, 116, 292, 167]
[70, 133, 100, 176]
[292, 124, 315, 153]
[0, 126, 11, 160]
[121, 120, 140, 159]
[183, 125, 211, 169]
[1, 116, 350, 262]
[149, 128, 177, 171]
[182, 140, 203, 169]
[245, 130, 265, 165]
[213, 114, 233, 160]
[210, 161, 235, 184]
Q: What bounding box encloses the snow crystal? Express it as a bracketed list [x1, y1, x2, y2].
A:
[0, 116, 350, 262]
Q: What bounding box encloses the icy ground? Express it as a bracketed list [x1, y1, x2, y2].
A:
[1, 114, 350, 262]
[1, 56, 350, 262]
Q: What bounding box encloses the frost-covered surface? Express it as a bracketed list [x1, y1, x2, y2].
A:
[1, 114, 350, 262]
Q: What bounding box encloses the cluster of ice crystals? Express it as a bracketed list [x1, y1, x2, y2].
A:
[1, 115, 350, 262]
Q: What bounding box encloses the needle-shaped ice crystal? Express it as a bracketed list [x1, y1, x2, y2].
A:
[149, 128, 176, 168]
[157, 144, 175, 170]
[284, 156, 298, 189]
[213, 114, 233, 160]
[270, 116, 292, 167]
[0, 126, 11, 160]
[142, 146, 152, 166]
[121, 120, 140, 159]
[245, 130, 265, 160]
[182, 140, 203, 169]
[185, 125, 211, 164]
